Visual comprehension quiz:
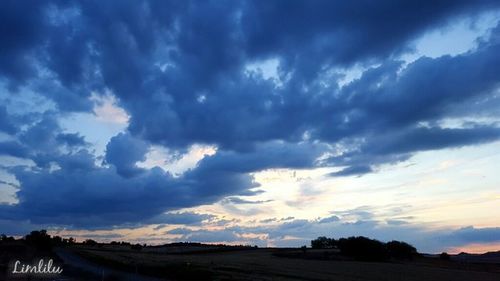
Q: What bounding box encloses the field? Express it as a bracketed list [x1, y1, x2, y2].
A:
[2, 240, 500, 281]
[57, 245, 500, 281]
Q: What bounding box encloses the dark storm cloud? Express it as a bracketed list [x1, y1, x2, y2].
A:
[0, 219, 46, 237]
[366, 127, 500, 156]
[447, 226, 500, 244]
[0, 141, 29, 159]
[104, 133, 149, 177]
[0, 0, 48, 89]
[241, 0, 499, 82]
[328, 126, 500, 176]
[56, 133, 88, 147]
[0, 165, 188, 228]
[1, 0, 500, 228]
[0, 106, 17, 134]
[0, 139, 320, 228]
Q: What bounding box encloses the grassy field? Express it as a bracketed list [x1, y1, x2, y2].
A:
[2, 240, 499, 281]
[66, 246, 500, 281]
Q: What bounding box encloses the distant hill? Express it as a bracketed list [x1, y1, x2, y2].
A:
[455, 251, 500, 264]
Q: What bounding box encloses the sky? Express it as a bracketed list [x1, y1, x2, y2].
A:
[0, 0, 500, 254]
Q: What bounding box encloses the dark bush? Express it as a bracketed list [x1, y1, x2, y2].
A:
[25, 230, 53, 250]
[83, 239, 98, 246]
[0, 234, 15, 242]
[311, 236, 337, 249]
[51, 235, 63, 246]
[311, 236, 420, 261]
[386, 240, 417, 260]
[131, 243, 143, 250]
[338, 236, 388, 261]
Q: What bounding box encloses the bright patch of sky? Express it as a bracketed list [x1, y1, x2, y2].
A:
[403, 10, 500, 63]
[42, 135, 500, 252]
[137, 144, 217, 176]
[0, 169, 19, 204]
[190, 140, 500, 230]
[245, 58, 281, 82]
[336, 64, 376, 88]
[59, 93, 129, 157]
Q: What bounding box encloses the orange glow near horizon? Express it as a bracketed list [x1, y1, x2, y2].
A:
[447, 242, 500, 254]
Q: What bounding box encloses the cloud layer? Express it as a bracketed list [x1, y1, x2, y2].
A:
[0, 0, 499, 233]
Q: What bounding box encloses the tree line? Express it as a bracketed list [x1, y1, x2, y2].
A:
[311, 236, 418, 261]
[0, 230, 145, 251]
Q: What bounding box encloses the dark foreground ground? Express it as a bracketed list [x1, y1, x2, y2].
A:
[2, 242, 500, 281]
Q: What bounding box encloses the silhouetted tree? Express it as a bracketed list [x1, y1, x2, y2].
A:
[1, 234, 14, 242]
[311, 236, 337, 249]
[51, 235, 63, 246]
[338, 236, 388, 261]
[83, 239, 98, 246]
[131, 243, 143, 250]
[386, 240, 418, 260]
[311, 235, 420, 261]
[0, 234, 15, 242]
[25, 230, 53, 250]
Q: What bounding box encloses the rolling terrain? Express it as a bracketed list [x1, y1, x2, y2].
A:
[58, 245, 500, 281]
